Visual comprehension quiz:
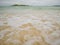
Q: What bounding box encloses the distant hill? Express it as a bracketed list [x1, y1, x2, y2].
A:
[12, 4, 29, 6]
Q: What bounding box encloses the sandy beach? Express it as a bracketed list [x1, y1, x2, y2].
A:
[0, 8, 60, 45]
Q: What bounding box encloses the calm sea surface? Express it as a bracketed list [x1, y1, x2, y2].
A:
[0, 6, 60, 13]
[0, 6, 60, 17]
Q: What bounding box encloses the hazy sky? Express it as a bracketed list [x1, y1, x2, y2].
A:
[0, 0, 60, 6]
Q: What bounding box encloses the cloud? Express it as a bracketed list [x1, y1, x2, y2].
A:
[0, 0, 60, 6]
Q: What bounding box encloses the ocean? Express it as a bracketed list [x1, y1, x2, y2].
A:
[0, 6, 60, 15]
[0, 6, 60, 13]
[0, 6, 60, 16]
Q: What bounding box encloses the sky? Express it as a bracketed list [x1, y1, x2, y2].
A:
[0, 0, 60, 6]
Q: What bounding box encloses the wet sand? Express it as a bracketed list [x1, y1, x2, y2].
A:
[0, 9, 60, 45]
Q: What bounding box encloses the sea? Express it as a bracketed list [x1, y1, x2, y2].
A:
[0, 6, 60, 14]
[0, 6, 60, 26]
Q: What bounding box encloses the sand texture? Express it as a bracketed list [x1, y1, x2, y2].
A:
[0, 10, 60, 45]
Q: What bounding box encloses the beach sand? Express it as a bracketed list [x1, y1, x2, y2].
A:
[0, 9, 60, 45]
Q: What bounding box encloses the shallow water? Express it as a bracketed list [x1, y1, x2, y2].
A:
[0, 6, 60, 45]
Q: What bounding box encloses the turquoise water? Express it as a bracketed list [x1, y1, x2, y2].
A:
[0, 6, 60, 10]
[0, 6, 60, 14]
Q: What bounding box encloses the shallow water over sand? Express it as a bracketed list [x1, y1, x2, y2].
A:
[0, 6, 60, 45]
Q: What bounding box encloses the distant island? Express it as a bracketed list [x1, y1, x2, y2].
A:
[12, 4, 29, 6]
